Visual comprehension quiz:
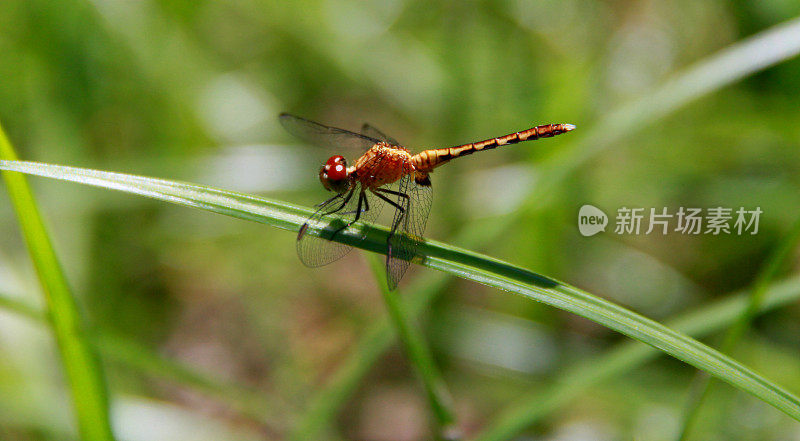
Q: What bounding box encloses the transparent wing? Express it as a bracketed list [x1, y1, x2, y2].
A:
[297, 182, 385, 267]
[361, 123, 400, 147]
[280, 113, 381, 152]
[385, 174, 433, 290]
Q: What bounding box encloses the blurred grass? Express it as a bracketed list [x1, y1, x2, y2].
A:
[292, 249, 459, 440]
[677, 213, 800, 439]
[4, 266, 800, 440]
[2, 0, 800, 440]
[0, 289, 287, 434]
[0, 123, 114, 440]
[510, 15, 800, 227]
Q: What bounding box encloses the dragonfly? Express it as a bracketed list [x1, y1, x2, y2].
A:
[280, 113, 575, 290]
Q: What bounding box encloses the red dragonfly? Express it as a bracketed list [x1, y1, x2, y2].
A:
[280, 114, 575, 290]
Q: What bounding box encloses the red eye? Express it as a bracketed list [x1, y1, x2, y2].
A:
[325, 156, 348, 181]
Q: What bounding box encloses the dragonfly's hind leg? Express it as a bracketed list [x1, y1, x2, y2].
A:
[374, 188, 412, 201]
[371, 188, 411, 260]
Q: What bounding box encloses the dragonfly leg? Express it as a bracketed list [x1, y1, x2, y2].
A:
[371, 188, 409, 211]
[373, 188, 411, 240]
[320, 186, 356, 217]
[329, 190, 368, 240]
[299, 187, 357, 241]
[339, 192, 370, 216]
[374, 188, 411, 202]
[370, 189, 410, 259]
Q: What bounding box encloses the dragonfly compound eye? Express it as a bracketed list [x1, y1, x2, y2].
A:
[319, 155, 349, 192]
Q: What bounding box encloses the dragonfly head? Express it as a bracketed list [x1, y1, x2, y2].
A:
[319, 155, 350, 193]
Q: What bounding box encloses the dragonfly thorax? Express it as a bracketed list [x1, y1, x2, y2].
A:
[319, 155, 351, 193]
[354, 142, 415, 190]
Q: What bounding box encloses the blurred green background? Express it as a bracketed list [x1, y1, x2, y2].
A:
[2, 0, 800, 440]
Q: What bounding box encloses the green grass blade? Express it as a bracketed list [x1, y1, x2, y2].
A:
[365, 254, 458, 439]
[0, 160, 309, 230]
[677, 214, 800, 440]
[0, 129, 115, 440]
[1, 160, 799, 424]
[473, 274, 800, 441]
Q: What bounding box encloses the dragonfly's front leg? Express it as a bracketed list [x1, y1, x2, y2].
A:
[339, 191, 370, 217]
[320, 186, 356, 216]
[298, 187, 356, 241]
[329, 190, 369, 240]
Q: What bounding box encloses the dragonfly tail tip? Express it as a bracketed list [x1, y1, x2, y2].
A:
[563, 123, 576, 131]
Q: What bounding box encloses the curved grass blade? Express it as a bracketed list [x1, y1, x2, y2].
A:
[472, 274, 800, 441]
[0, 129, 115, 441]
[1, 160, 799, 424]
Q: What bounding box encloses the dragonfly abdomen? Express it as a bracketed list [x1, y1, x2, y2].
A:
[412, 123, 574, 171]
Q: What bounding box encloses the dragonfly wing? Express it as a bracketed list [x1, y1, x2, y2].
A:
[361, 123, 401, 147]
[280, 113, 381, 152]
[297, 182, 385, 267]
[385, 174, 433, 290]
